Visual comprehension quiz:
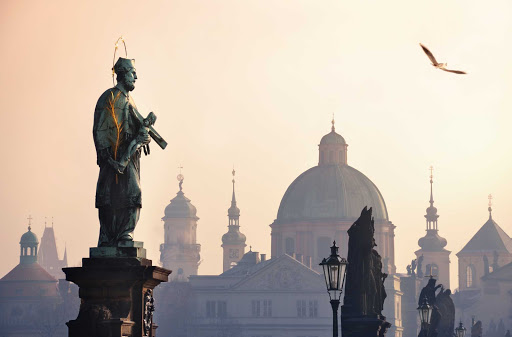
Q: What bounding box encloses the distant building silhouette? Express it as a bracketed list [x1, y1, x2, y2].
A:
[160, 175, 201, 280]
[38, 221, 68, 280]
[0, 221, 66, 336]
[222, 169, 247, 272]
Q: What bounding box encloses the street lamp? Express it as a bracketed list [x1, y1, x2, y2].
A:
[455, 321, 467, 337]
[320, 241, 348, 337]
[417, 297, 432, 337]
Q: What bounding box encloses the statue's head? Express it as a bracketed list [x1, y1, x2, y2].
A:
[114, 57, 137, 91]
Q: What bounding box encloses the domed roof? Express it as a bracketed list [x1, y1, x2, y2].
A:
[222, 227, 247, 245]
[418, 230, 448, 251]
[275, 164, 388, 223]
[20, 226, 38, 245]
[320, 130, 346, 145]
[163, 191, 198, 219]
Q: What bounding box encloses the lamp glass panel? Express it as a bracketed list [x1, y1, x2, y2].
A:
[329, 265, 339, 290]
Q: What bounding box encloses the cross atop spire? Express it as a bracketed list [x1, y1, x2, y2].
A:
[429, 166, 434, 206]
[27, 215, 33, 231]
[488, 194, 493, 219]
[331, 114, 335, 132]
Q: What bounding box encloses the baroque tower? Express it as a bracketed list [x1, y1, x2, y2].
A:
[415, 167, 450, 288]
[222, 169, 247, 272]
[160, 172, 201, 281]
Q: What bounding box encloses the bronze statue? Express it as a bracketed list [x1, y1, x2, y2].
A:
[93, 57, 165, 247]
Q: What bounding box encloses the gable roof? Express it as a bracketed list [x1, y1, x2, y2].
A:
[458, 217, 512, 255]
[1, 262, 57, 282]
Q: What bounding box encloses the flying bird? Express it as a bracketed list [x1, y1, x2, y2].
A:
[419, 43, 466, 74]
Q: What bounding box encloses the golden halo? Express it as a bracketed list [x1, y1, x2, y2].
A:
[112, 36, 128, 86]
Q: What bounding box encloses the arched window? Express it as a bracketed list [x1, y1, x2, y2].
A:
[285, 237, 295, 255]
[317, 237, 332, 260]
[466, 264, 476, 288]
[431, 264, 439, 277]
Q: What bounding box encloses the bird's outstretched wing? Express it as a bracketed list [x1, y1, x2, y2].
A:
[420, 43, 438, 65]
[441, 68, 467, 74]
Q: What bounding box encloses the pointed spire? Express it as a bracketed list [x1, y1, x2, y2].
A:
[227, 167, 241, 225]
[429, 166, 434, 206]
[231, 167, 237, 205]
[488, 194, 493, 219]
[424, 166, 439, 230]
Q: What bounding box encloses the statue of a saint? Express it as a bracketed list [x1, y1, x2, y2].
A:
[93, 57, 153, 247]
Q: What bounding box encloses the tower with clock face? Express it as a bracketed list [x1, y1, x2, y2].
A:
[222, 169, 247, 272]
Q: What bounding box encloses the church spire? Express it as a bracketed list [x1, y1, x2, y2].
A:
[228, 168, 240, 225]
[425, 166, 439, 231]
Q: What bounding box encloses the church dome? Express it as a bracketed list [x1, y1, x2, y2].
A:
[320, 130, 346, 145]
[20, 226, 38, 244]
[163, 191, 198, 219]
[275, 164, 388, 223]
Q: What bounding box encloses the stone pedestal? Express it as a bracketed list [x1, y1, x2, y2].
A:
[342, 315, 391, 337]
[63, 242, 171, 337]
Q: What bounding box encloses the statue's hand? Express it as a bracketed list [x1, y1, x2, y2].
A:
[108, 157, 126, 174]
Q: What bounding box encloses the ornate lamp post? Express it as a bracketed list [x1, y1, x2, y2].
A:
[455, 321, 467, 337]
[417, 297, 433, 337]
[320, 241, 348, 337]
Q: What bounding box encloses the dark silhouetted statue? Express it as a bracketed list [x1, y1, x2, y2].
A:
[472, 321, 483, 337]
[342, 207, 390, 337]
[483, 255, 489, 276]
[417, 255, 424, 278]
[418, 278, 455, 337]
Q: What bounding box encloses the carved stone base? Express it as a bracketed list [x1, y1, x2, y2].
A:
[342, 315, 391, 337]
[63, 248, 171, 337]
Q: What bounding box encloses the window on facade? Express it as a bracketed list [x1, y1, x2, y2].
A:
[431, 264, 439, 277]
[285, 238, 295, 256]
[263, 300, 272, 317]
[217, 301, 227, 318]
[308, 300, 318, 317]
[297, 300, 307, 317]
[466, 265, 476, 288]
[206, 301, 216, 318]
[252, 300, 261, 317]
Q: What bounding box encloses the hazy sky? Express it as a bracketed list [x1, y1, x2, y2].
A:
[1, 0, 512, 288]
